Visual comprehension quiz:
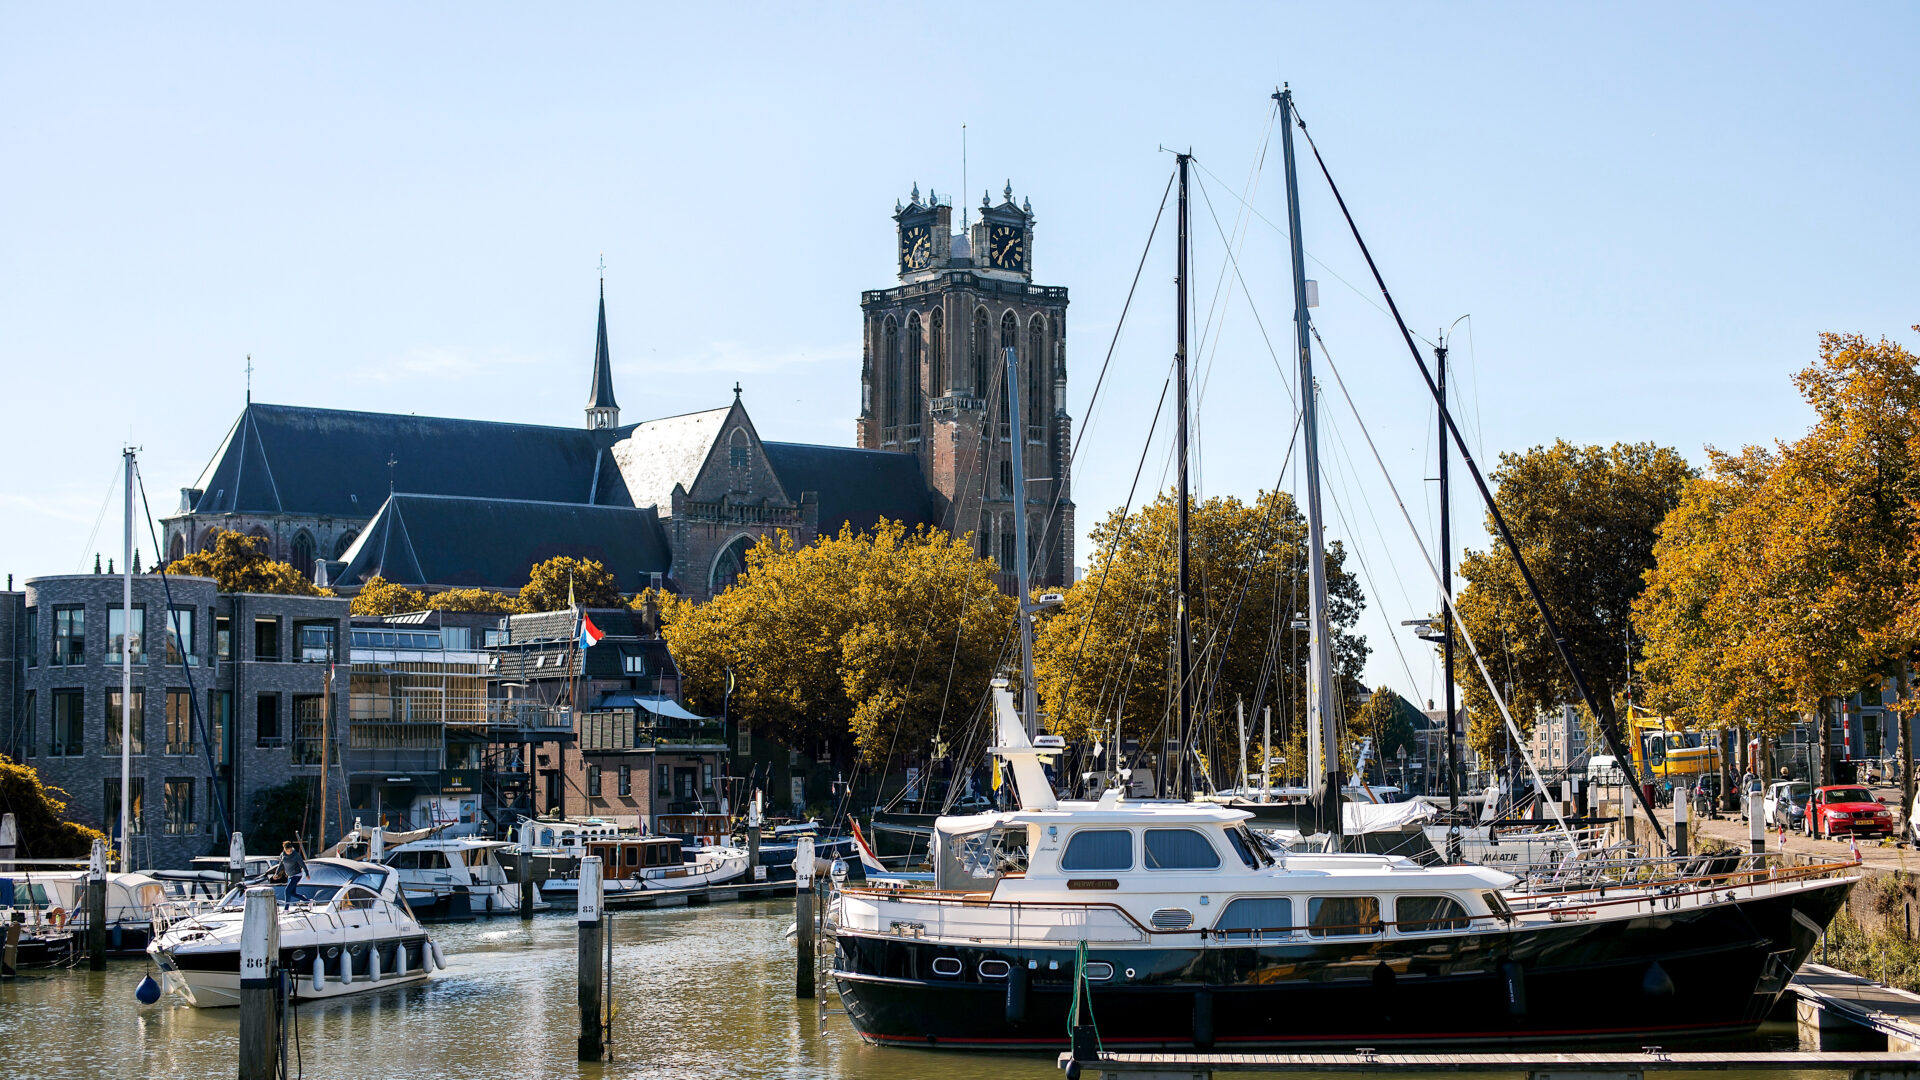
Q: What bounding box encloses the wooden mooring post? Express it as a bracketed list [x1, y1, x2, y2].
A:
[1749, 791, 1766, 854]
[794, 835, 815, 1000]
[577, 854, 605, 1062]
[3, 913, 21, 979]
[87, 837, 107, 970]
[238, 886, 280, 1080]
[519, 847, 535, 921]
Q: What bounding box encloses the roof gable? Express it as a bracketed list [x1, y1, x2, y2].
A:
[334, 493, 670, 592]
[609, 406, 732, 511]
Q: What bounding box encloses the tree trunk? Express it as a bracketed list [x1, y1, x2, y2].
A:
[1899, 661, 1916, 837]
[1815, 698, 1831, 790]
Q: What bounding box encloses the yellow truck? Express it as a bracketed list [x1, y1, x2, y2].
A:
[1627, 707, 1723, 788]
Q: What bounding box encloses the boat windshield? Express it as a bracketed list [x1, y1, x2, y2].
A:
[954, 825, 1028, 881]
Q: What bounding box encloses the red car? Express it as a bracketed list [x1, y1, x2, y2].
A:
[1808, 784, 1894, 839]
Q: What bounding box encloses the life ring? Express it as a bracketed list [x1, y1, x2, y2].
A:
[46, 907, 67, 929]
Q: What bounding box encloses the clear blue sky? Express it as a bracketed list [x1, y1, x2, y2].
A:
[3, 5, 1915, 708]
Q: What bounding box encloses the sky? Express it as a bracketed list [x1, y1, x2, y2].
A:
[3, 4, 1916, 709]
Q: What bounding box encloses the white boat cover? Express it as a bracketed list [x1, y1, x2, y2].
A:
[1343, 800, 1437, 833]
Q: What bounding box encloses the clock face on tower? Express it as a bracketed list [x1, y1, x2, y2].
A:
[988, 224, 1025, 271]
[900, 224, 932, 272]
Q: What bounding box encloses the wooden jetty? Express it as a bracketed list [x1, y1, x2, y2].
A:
[1054, 965, 1920, 1080]
[591, 877, 795, 910]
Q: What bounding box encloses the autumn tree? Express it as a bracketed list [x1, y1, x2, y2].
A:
[0, 756, 106, 858]
[519, 556, 620, 613]
[1031, 489, 1368, 785]
[350, 576, 427, 616]
[160, 529, 329, 596]
[425, 587, 517, 614]
[1350, 686, 1422, 780]
[1448, 441, 1692, 758]
[662, 522, 1015, 766]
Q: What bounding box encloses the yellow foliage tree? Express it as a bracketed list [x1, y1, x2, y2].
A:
[519, 557, 620, 613]
[160, 529, 330, 596]
[662, 522, 1015, 766]
[350, 576, 426, 616]
[425, 587, 518, 614]
[0, 756, 106, 858]
[1031, 489, 1368, 786]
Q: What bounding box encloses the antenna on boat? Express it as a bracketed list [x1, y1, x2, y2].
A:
[1275, 86, 1343, 848]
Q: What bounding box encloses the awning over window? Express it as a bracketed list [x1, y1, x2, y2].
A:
[596, 694, 709, 721]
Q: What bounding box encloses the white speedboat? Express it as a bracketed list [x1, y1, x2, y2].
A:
[540, 837, 749, 905]
[384, 837, 548, 917]
[1, 870, 168, 954]
[147, 858, 444, 1007]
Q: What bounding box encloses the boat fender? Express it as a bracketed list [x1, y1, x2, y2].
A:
[312, 955, 325, 991]
[1192, 988, 1215, 1049]
[430, 940, 446, 971]
[111, 924, 123, 951]
[370, 943, 382, 982]
[341, 945, 354, 984]
[1641, 960, 1675, 999]
[1005, 966, 1028, 1025]
[135, 974, 162, 1004]
[1501, 960, 1527, 1017]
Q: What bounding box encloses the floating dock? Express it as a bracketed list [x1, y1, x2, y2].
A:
[595, 877, 797, 910]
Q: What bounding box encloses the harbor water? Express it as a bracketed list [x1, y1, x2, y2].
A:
[0, 899, 1840, 1079]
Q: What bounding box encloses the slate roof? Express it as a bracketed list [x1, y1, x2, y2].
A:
[185, 403, 627, 517]
[762, 442, 934, 536]
[610, 407, 731, 510]
[588, 286, 617, 411]
[333, 493, 671, 591]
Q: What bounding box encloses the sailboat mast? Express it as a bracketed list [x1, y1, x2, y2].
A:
[1172, 151, 1193, 799]
[1437, 338, 1462, 861]
[120, 448, 135, 872]
[1005, 344, 1037, 737]
[1276, 87, 1342, 844]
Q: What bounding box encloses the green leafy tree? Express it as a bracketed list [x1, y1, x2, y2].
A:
[1031, 488, 1368, 785]
[1350, 686, 1421, 778]
[663, 522, 1015, 765]
[161, 529, 329, 596]
[519, 557, 620, 613]
[1448, 441, 1692, 757]
[0, 756, 106, 858]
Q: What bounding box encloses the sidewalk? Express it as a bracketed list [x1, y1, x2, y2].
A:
[1640, 804, 1919, 876]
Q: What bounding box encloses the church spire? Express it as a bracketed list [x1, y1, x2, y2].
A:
[586, 260, 619, 429]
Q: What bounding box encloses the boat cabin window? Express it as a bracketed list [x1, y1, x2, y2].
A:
[1224, 826, 1270, 869]
[350, 869, 392, 894]
[955, 825, 1029, 880]
[464, 848, 494, 867]
[626, 846, 641, 867]
[336, 886, 379, 911]
[1307, 896, 1382, 937]
[1060, 829, 1132, 871]
[1395, 895, 1469, 934]
[1214, 897, 1293, 940]
[1480, 891, 1516, 922]
[1144, 828, 1221, 871]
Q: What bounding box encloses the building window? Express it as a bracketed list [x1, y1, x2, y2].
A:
[165, 778, 196, 835]
[163, 607, 196, 666]
[882, 316, 901, 440]
[105, 778, 145, 836]
[544, 771, 561, 813]
[618, 765, 632, 797]
[292, 695, 325, 764]
[702, 762, 715, 794]
[166, 690, 195, 755]
[53, 606, 85, 666]
[212, 690, 232, 766]
[256, 693, 281, 746]
[106, 689, 145, 755]
[929, 308, 945, 393]
[296, 621, 335, 662]
[1000, 526, 1016, 572]
[729, 428, 750, 471]
[998, 310, 1018, 438]
[1028, 314, 1047, 434]
[622, 649, 646, 676]
[51, 690, 84, 756]
[904, 311, 924, 439]
[290, 532, 315, 578]
[587, 765, 602, 798]
[20, 690, 35, 759]
[1000, 459, 1013, 497]
[24, 606, 37, 667]
[334, 530, 358, 559]
[254, 617, 279, 661]
[657, 765, 671, 796]
[215, 615, 232, 660]
[971, 307, 991, 394]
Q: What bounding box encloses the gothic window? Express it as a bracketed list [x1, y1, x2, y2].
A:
[1028, 314, 1047, 435]
[290, 531, 315, 577]
[167, 533, 184, 563]
[728, 429, 751, 493]
[199, 532, 220, 553]
[1000, 515, 1016, 571]
[334, 530, 358, 559]
[928, 308, 945, 395]
[904, 312, 924, 440]
[246, 526, 271, 558]
[998, 311, 1018, 438]
[1000, 459, 1013, 497]
[971, 307, 991, 396]
[710, 534, 756, 595]
[883, 316, 901, 440]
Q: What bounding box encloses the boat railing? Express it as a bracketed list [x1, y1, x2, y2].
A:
[1507, 850, 1856, 915]
[840, 891, 1148, 945]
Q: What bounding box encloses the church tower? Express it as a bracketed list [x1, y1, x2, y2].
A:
[859, 181, 1074, 588]
[586, 278, 620, 429]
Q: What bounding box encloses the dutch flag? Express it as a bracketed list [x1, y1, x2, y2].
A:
[577, 612, 605, 650]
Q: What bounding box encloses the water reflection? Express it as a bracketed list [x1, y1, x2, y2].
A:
[0, 900, 1815, 1080]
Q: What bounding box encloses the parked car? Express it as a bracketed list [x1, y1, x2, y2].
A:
[1807, 784, 1894, 840]
[1763, 780, 1809, 833]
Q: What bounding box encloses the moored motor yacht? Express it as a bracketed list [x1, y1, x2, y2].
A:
[540, 837, 749, 905]
[384, 837, 548, 917]
[147, 858, 444, 1007]
[1, 870, 168, 954]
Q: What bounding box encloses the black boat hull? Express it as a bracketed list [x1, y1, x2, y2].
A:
[832, 880, 1850, 1050]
